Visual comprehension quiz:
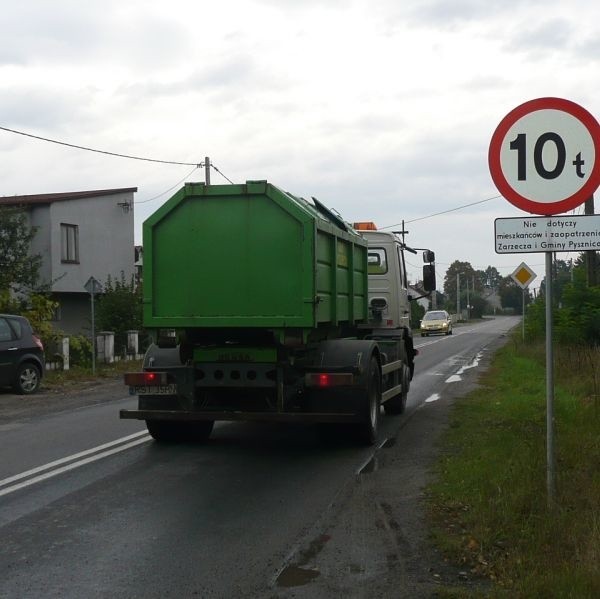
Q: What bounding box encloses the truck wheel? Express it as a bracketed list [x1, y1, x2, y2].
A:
[146, 420, 214, 443]
[355, 357, 381, 445]
[13, 362, 41, 395]
[383, 390, 406, 415]
[383, 363, 409, 415]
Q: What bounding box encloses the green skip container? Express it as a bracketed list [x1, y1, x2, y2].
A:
[143, 180, 368, 332]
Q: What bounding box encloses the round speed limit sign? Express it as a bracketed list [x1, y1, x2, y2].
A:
[489, 97, 600, 215]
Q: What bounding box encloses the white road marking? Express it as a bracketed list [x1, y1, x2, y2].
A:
[445, 351, 484, 384]
[425, 394, 441, 403]
[0, 431, 150, 498]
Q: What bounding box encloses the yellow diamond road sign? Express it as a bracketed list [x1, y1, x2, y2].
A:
[511, 262, 536, 289]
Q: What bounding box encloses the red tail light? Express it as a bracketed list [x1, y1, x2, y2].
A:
[32, 334, 44, 351]
[124, 372, 168, 386]
[305, 372, 354, 387]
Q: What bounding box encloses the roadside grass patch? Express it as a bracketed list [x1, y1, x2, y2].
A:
[43, 359, 142, 391]
[427, 337, 600, 597]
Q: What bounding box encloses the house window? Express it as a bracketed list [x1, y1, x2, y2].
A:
[61, 223, 79, 263]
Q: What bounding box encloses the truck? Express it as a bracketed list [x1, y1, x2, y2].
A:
[121, 180, 435, 444]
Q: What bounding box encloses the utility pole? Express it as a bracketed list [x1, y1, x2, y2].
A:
[466, 277, 470, 320]
[585, 195, 597, 286]
[456, 273, 460, 321]
[205, 156, 211, 186]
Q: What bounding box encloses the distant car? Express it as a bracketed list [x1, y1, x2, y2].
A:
[0, 314, 45, 394]
[420, 310, 453, 337]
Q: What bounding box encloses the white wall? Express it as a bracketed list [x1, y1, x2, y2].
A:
[47, 191, 135, 292]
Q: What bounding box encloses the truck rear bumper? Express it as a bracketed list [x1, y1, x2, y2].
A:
[120, 409, 361, 424]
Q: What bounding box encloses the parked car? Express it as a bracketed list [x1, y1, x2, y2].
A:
[420, 310, 453, 337]
[0, 314, 45, 394]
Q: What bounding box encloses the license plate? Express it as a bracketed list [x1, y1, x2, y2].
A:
[129, 384, 177, 396]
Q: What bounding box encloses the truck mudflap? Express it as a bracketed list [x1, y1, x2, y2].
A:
[119, 409, 362, 424]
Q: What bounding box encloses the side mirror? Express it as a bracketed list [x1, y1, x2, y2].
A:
[423, 250, 435, 263]
[423, 264, 436, 292]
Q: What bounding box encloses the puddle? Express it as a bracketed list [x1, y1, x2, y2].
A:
[446, 352, 484, 383]
[276, 534, 331, 587]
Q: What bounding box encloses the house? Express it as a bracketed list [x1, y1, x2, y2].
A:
[0, 187, 137, 335]
[408, 285, 431, 312]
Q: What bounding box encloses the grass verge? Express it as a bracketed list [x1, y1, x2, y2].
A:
[42, 359, 143, 392]
[426, 335, 600, 597]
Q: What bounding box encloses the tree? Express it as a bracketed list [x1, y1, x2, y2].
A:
[0, 206, 58, 346]
[410, 299, 425, 329]
[443, 260, 477, 299]
[96, 273, 143, 354]
[0, 206, 42, 294]
[538, 258, 573, 306]
[481, 265, 502, 290]
[498, 276, 532, 314]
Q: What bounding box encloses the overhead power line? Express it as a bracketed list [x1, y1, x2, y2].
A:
[0, 125, 201, 166]
[135, 166, 200, 204]
[0, 124, 235, 186]
[380, 194, 502, 230]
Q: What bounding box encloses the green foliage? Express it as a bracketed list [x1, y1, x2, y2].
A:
[410, 299, 425, 328]
[0, 205, 61, 347]
[0, 206, 42, 294]
[466, 292, 487, 319]
[0, 290, 60, 348]
[68, 335, 93, 367]
[427, 338, 600, 596]
[96, 272, 143, 354]
[21, 294, 60, 348]
[498, 276, 531, 314]
[443, 260, 476, 299]
[526, 264, 600, 345]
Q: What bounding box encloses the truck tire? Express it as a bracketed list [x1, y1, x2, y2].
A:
[354, 357, 381, 445]
[383, 363, 410, 415]
[146, 420, 214, 443]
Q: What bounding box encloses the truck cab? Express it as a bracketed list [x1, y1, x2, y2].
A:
[360, 228, 411, 331]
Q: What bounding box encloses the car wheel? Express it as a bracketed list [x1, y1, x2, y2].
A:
[13, 362, 41, 395]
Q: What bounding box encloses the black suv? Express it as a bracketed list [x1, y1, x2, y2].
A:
[0, 314, 45, 394]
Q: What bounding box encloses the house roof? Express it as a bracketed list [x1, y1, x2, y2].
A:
[0, 187, 137, 207]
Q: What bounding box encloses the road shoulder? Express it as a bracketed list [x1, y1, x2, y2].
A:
[269, 334, 509, 598]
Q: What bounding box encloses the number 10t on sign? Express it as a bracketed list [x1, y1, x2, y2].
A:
[500, 109, 596, 204]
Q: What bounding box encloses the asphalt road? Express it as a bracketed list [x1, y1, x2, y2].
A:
[0, 316, 519, 598]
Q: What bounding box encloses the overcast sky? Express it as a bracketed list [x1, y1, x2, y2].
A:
[2, 0, 599, 290]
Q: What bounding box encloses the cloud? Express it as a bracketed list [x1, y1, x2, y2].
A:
[505, 17, 574, 55]
[0, 88, 90, 130]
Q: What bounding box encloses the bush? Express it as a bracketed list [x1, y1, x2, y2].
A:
[96, 273, 143, 355]
[526, 275, 600, 345]
[69, 335, 93, 367]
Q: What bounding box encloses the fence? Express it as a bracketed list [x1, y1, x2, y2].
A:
[45, 330, 144, 371]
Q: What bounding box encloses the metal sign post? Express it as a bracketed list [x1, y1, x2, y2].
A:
[545, 252, 556, 504]
[489, 97, 600, 508]
[84, 277, 103, 375]
[510, 262, 537, 342]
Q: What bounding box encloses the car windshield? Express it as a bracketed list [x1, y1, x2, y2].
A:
[423, 311, 447, 321]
